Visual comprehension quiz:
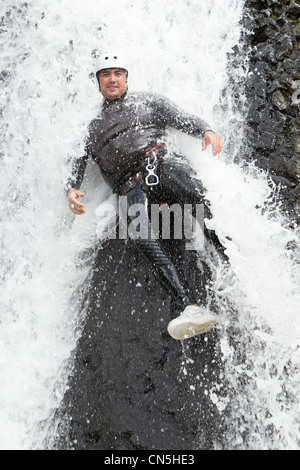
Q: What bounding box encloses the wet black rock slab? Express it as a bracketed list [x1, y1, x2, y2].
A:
[55, 238, 225, 450]
[243, 0, 300, 219]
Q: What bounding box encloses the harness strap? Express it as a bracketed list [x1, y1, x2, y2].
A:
[145, 142, 166, 157]
[118, 143, 166, 195]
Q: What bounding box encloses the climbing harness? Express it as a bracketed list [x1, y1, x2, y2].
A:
[117, 143, 166, 194]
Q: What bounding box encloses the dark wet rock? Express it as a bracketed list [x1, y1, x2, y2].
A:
[54, 237, 227, 450]
[242, 0, 300, 221]
[272, 90, 290, 110]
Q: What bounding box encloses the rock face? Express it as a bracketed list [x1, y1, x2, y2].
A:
[237, 0, 300, 221]
[242, 0, 300, 219]
[55, 237, 226, 450]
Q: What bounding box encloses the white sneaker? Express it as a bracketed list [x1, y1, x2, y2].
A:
[167, 305, 217, 340]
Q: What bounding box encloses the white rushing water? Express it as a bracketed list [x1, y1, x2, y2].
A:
[1, 0, 300, 450]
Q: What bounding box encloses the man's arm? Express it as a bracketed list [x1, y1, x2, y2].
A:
[66, 143, 90, 215]
[154, 95, 223, 156]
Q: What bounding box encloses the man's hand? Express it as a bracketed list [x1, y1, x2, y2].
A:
[202, 131, 223, 156]
[67, 188, 86, 215]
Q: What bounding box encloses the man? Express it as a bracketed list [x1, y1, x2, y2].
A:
[66, 52, 225, 340]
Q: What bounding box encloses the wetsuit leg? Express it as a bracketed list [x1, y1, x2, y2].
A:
[125, 182, 193, 307]
[153, 160, 227, 257]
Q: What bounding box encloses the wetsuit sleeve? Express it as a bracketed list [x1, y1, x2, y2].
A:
[153, 95, 213, 138]
[65, 140, 91, 193]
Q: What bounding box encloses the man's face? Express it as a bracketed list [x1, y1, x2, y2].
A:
[98, 68, 127, 100]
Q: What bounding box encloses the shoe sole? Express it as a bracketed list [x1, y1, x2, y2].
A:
[167, 316, 216, 340]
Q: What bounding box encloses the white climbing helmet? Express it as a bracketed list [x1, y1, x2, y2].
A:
[94, 52, 129, 80]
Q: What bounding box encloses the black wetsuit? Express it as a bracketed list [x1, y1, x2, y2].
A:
[67, 91, 223, 307]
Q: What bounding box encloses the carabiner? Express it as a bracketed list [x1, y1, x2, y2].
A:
[145, 153, 159, 186]
[145, 163, 159, 186]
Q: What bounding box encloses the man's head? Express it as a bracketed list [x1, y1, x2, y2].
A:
[94, 53, 128, 100]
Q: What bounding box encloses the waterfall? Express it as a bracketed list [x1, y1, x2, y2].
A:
[1, 0, 299, 450]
